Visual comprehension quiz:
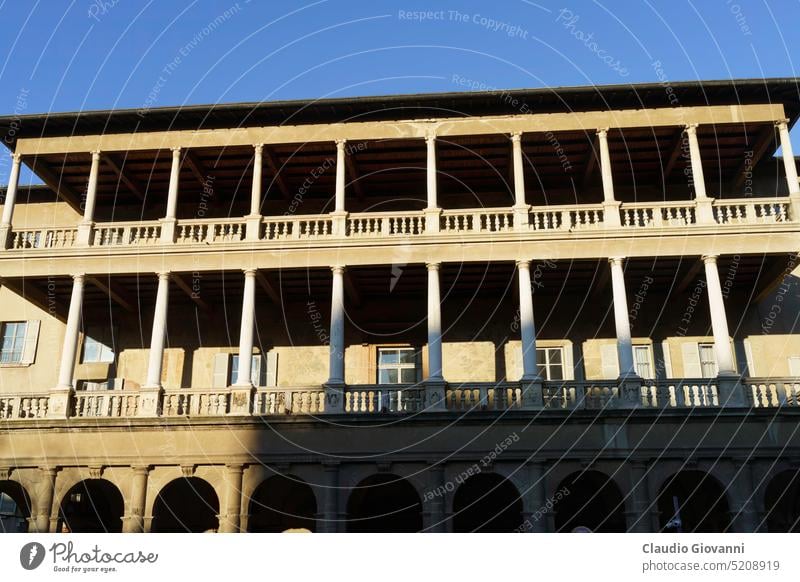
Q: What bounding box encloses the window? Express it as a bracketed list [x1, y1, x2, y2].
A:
[1, 322, 27, 364]
[230, 354, 266, 387]
[378, 348, 420, 384]
[82, 330, 115, 363]
[536, 347, 564, 380]
[698, 343, 717, 377]
[633, 345, 653, 378]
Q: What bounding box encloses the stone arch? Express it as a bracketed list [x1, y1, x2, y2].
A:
[554, 470, 626, 532]
[763, 469, 800, 532]
[57, 479, 124, 533]
[452, 472, 523, 532]
[347, 474, 422, 532]
[0, 480, 32, 533]
[248, 474, 317, 532]
[151, 477, 219, 533]
[657, 470, 731, 532]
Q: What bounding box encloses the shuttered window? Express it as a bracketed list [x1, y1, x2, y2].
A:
[1, 321, 39, 364]
[213, 352, 275, 388]
[633, 345, 653, 378]
[698, 343, 717, 377]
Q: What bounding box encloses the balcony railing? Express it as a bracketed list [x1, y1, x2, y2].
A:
[1, 377, 798, 421]
[3, 197, 793, 253]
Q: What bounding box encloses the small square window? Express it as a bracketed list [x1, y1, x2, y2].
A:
[377, 347, 420, 384]
[1, 322, 27, 364]
[536, 347, 565, 380]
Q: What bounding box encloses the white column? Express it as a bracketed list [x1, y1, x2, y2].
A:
[55, 274, 85, 390]
[250, 144, 263, 216]
[598, 128, 621, 227]
[335, 140, 346, 213]
[235, 269, 257, 386]
[0, 153, 21, 247]
[427, 262, 443, 381]
[777, 120, 800, 193]
[686, 124, 708, 199]
[702, 255, 736, 376]
[327, 266, 345, 385]
[517, 260, 539, 381]
[1, 153, 22, 226]
[609, 257, 637, 377]
[145, 272, 170, 388]
[83, 151, 101, 223]
[511, 132, 526, 207]
[426, 134, 437, 209]
[160, 148, 181, 242]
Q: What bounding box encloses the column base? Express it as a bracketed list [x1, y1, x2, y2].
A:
[217, 514, 240, 533]
[423, 208, 442, 233]
[323, 382, 346, 414]
[244, 214, 262, 241]
[229, 384, 254, 415]
[617, 374, 643, 408]
[159, 217, 177, 243]
[76, 221, 94, 246]
[121, 514, 145, 533]
[136, 386, 163, 417]
[0, 224, 10, 249]
[423, 379, 447, 412]
[512, 204, 530, 230]
[602, 200, 622, 227]
[520, 378, 544, 409]
[717, 374, 747, 408]
[789, 194, 800, 222]
[330, 211, 348, 237]
[696, 198, 716, 224]
[47, 388, 73, 418]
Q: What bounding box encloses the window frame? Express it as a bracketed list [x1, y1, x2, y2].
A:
[81, 328, 116, 364]
[0, 322, 28, 364]
[536, 346, 565, 381]
[698, 342, 718, 377]
[377, 347, 420, 385]
[633, 344, 655, 379]
[230, 353, 266, 387]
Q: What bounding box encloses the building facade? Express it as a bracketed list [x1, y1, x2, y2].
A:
[1, 79, 800, 533]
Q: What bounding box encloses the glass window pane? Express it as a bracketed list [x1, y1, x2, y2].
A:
[400, 368, 416, 383]
[536, 349, 546, 366]
[230, 355, 239, 382]
[537, 363, 548, 379]
[379, 349, 399, 364]
[548, 348, 562, 365]
[549, 365, 563, 380]
[399, 349, 416, 364]
[379, 368, 399, 384]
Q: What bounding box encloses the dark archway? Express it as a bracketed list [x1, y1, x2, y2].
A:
[152, 477, 219, 533]
[347, 474, 422, 532]
[764, 470, 800, 532]
[248, 475, 317, 532]
[0, 481, 32, 533]
[555, 471, 626, 532]
[657, 471, 731, 532]
[58, 479, 123, 533]
[452, 473, 523, 532]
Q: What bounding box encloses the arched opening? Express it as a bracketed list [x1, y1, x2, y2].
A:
[248, 475, 317, 532]
[764, 470, 800, 532]
[657, 471, 731, 532]
[555, 471, 626, 532]
[152, 477, 219, 533]
[0, 481, 31, 533]
[58, 479, 123, 533]
[347, 474, 422, 532]
[452, 473, 523, 532]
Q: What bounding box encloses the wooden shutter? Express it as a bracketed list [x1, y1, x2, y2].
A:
[250, 354, 264, 387]
[600, 343, 619, 379]
[661, 341, 673, 378]
[681, 342, 702, 377]
[788, 356, 800, 377]
[212, 353, 230, 388]
[266, 352, 278, 387]
[20, 320, 40, 364]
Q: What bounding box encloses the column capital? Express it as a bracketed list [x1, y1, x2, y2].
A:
[425, 131, 436, 143]
[331, 265, 346, 275]
[701, 254, 719, 265]
[90, 150, 101, 159]
[253, 143, 264, 152]
[156, 271, 171, 281]
[608, 256, 625, 267]
[39, 466, 59, 476]
[10, 152, 21, 163]
[510, 131, 522, 142]
[684, 123, 699, 134]
[71, 273, 86, 283]
[776, 118, 790, 129]
[335, 138, 347, 148]
[515, 259, 531, 269]
[597, 127, 609, 137]
[225, 463, 245, 474]
[170, 146, 181, 155]
[426, 262, 441, 272]
[131, 465, 151, 476]
[243, 268, 258, 277]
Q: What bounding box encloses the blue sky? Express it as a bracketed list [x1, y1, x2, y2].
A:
[0, 0, 798, 183]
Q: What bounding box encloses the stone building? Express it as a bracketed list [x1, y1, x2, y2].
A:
[1, 79, 800, 533]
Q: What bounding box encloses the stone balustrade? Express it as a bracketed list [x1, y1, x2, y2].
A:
[3, 197, 793, 253]
[1, 377, 797, 421]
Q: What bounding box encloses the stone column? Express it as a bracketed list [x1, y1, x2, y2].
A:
[230, 269, 257, 415]
[318, 461, 341, 532]
[139, 272, 169, 415]
[34, 468, 57, 533]
[50, 274, 84, 417]
[218, 464, 244, 533]
[511, 132, 530, 229]
[160, 147, 181, 242]
[422, 463, 447, 532]
[425, 262, 446, 410]
[0, 152, 22, 248]
[598, 128, 621, 227]
[122, 466, 149, 533]
[776, 119, 800, 220]
[702, 255, 745, 406]
[686, 124, 715, 223]
[330, 139, 348, 236]
[609, 257, 641, 407]
[728, 460, 760, 532]
[245, 144, 263, 241]
[77, 150, 101, 246]
[424, 133, 441, 233]
[625, 461, 655, 532]
[520, 462, 548, 532]
[517, 260, 543, 408]
[325, 266, 346, 412]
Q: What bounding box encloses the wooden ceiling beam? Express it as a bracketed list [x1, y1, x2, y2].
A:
[86, 276, 136, 313]
[255, 271, 281, 304]
[344, 270, 362, 308]
[662, 128, 687, 180]
[733, 125, 776, 189]
[25, 158, 82, 213]
[172, 273, 211, 312]
[100, 153, 146, 200]
[184, 150, 209, 187]
[263, 147, 291, 201]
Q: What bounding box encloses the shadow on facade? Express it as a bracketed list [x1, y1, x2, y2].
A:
[764, 470, 800, 532]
